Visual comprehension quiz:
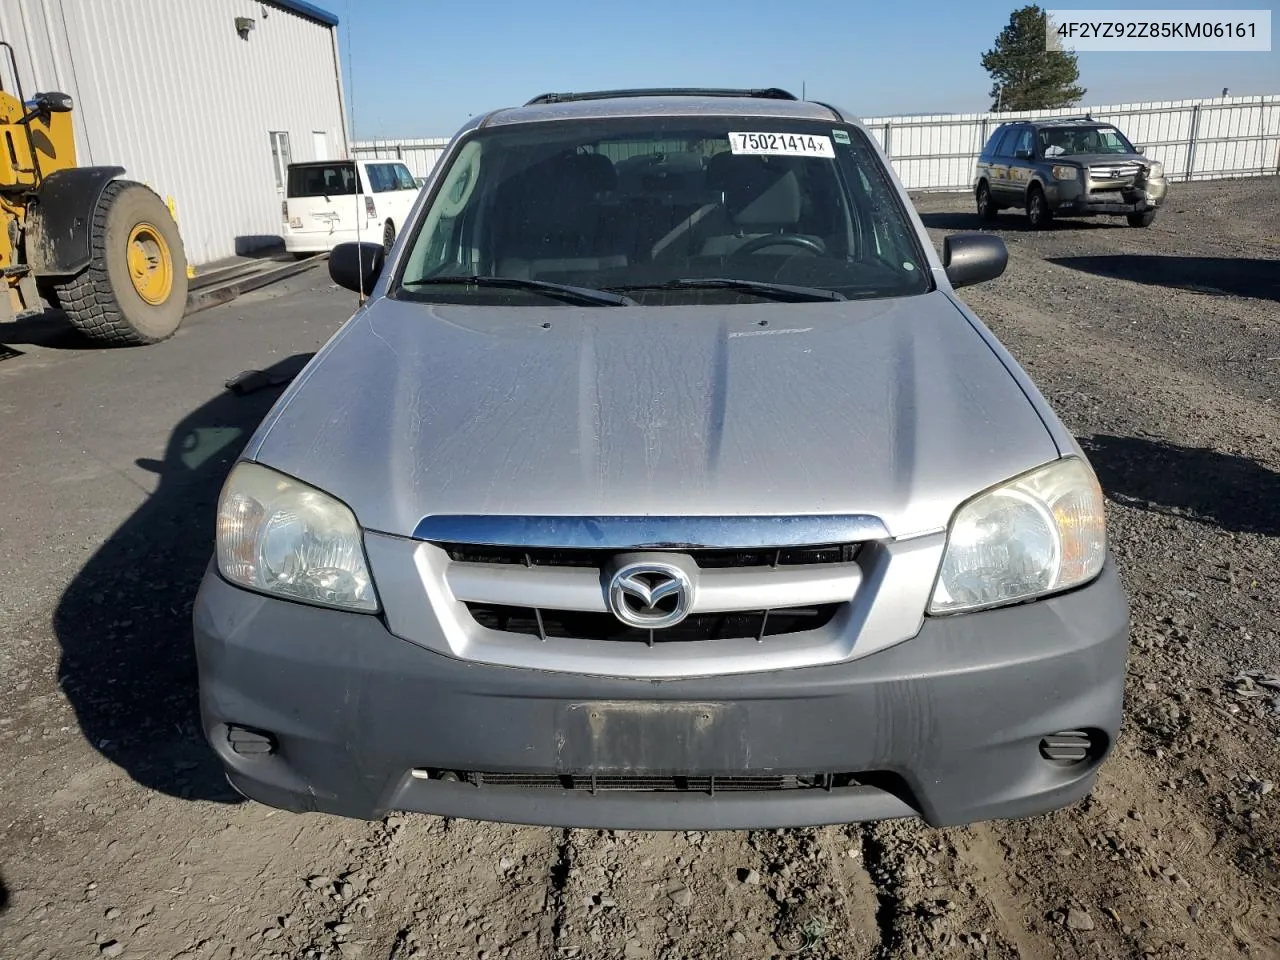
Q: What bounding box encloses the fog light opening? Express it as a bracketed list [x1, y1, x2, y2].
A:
[225, 724, 277, 758]
[1039, 729, 1106, 767]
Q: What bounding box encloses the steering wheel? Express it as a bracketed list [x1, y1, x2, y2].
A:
[734, 233, 825, 256]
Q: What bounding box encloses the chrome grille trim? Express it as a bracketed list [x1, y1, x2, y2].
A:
[413, 513, 891, 548]
[1087, 163, 1143, 185]
[445, 559, 863, 614]
[442, 542, 861, 567]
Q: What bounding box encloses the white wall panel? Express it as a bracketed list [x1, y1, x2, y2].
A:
[1, 0, 346, 265]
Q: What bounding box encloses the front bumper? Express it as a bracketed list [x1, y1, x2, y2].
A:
[193, 563, 1130, 829]
[1046, 177, 1168, 216]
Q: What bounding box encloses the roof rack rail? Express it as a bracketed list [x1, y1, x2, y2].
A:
[525, 87, 799, 106]
[1036, 114, 1097, 125]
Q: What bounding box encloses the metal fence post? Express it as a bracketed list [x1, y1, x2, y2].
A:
[883, 121, 893, 159]
[1185, 103, 1203, 182]
[1273, 100, 1280, 174]
[977, 117, 990, 180]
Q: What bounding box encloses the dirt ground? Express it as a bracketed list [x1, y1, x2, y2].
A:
[1, 177, 1278, 960]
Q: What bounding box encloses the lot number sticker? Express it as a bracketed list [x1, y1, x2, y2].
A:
[728, 132, 835, 158]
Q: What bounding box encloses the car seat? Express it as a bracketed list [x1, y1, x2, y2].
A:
[494, 152, 628, 280]
[697, 153, 823, 257]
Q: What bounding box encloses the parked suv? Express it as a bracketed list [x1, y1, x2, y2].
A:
[974, 117, 1167, 228]
[195, 88, 1130, 830]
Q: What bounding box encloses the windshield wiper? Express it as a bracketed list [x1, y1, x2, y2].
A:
[403, 275, 636, 306]
[609, 278, 846, 302]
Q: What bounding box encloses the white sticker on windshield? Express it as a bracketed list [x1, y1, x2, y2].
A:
[728, 132, 835, 158]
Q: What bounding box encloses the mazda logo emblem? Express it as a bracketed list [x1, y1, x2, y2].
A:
[607, 561, 693, 629]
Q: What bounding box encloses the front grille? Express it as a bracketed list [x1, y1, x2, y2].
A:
[465, 603, 838, 642]
[443, 542, 859, 568]
[430, 770, 863, 793]
[1090, 165, 1141, 189]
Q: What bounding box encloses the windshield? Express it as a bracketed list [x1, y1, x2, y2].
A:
[1039, 125, 1136, 157]
[393, 117, 930, 305]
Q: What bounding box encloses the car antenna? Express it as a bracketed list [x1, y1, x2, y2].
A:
[343, 4, 369, 304]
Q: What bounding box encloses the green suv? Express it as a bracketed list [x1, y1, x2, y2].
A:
[974, 117, 1167, 229]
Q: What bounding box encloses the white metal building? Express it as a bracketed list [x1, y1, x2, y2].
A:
[0, 0, 347, 265]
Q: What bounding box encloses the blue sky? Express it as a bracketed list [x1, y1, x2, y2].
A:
[332, 0, 1278, 139]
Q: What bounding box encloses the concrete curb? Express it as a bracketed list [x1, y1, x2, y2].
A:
[185, 254, 327, 316]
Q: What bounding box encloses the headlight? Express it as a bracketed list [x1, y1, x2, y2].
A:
[216, 462, 379, 612]
[929, 458, 1106, 615]
[1051, 165, 1078, 180]
[1147, 161, 1164, 179]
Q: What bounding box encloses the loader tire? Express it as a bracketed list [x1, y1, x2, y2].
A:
[54, 180, 188, 346]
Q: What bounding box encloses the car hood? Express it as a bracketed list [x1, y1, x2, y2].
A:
[251, 292, 1059, 540]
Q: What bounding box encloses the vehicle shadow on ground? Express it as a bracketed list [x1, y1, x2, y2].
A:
[1049, 255, 1280, 302]
[1082, 434, 1280, 537]
[54, 353, 314, 802]
[917, 211, 1116, 233]
[0, 871, 8, 912]
[0, 310, 97, 350]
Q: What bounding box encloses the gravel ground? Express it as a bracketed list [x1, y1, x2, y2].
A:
[1, 177, 1278, 960]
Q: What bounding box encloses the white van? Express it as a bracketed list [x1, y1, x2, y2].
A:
[283, 159, 421, 256]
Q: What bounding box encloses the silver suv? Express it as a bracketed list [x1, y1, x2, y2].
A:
[194, 88, 1129, 830]
[975, 117, 1168, 228]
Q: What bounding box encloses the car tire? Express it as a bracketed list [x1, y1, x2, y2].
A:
[1026, 186, 1053, 230]
[976, 182, 998, 222]
[382, 220, 396, 253]
[1126, 210, 1157, 228]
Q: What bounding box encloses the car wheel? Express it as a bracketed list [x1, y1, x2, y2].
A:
[382, 220, 396, 253]
[1026, 186, 1053, 230]
[1126, 210, 1157, 228]
[976, 182, 998, 222]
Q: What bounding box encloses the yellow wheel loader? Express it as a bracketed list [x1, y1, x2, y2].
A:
[1, 42, 187, 345]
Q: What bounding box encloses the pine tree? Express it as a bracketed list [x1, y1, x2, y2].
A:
[982, 5, 1086, 111]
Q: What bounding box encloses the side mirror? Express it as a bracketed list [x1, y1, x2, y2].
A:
[943, 233, 1008, 289]
[32, 91, 73, 113]
[1134, 145, 1146, 154]
[1014, 148, 1032, 160]
[329, 242, 385, 296]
